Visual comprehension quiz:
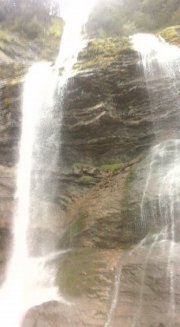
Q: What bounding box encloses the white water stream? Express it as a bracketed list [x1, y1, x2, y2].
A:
[131, 34, 180, 326]
[131, 34, 180, 243]
[0, 1, 97, 327]
[105, 34, 180, 327]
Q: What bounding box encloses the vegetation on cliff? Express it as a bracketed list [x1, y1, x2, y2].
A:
[0, 0, 59, 17]
[0, 0, 63, 63]
[77, 37, 131, 69]
[159, 25, 180, 45]
[88, 0, 180, 37]
[78, 0, 180, 71]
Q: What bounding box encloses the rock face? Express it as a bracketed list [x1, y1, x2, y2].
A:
[22, 241, 180, 327]
[61, 49, 153, 165]
[1, 32, 180, 327]
[108, 240, 180, 327]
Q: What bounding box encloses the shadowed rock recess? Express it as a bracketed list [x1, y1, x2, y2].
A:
[1, 26, 180, 326]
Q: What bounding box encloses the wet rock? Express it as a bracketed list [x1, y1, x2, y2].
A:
[1, 31, 180, 327]
[21, 241, 180, 327]
[109, 241, 180, 327]
[60, 52, 154, 166]
[22, 249, 121, 327]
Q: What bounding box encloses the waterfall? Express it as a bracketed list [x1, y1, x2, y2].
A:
[131, 34, 180, 325]
[0, 1, 97, 327]
[131, 33, 180, 239]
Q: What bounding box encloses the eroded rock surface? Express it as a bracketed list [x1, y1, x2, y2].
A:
[1, 31, 180, 327]
[61, 50, 153, 165]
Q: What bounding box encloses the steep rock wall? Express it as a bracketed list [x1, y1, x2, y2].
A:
[1, 33, 180, 326]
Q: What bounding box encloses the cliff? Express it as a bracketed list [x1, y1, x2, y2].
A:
[0, 24, 180, 326]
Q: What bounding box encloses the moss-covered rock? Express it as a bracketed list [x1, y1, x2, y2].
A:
[100, 163, 124, 172]
[159, 25, 180, 45]
[76, 37, 131, 70]
[72, 162, 125, 173]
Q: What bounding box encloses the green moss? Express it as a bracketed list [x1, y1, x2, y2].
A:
[76, 37, 131, 70]
[73, 162, 124, 173]
[56, 249, 103, 296]
[79, 175, 94, 184]
[85, 38, 120, 56]
[159, 25, 180, 45]
[100, 163, 125, 172]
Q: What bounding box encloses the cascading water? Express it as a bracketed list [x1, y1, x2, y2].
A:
[131, 34, 180, 325]
[0, 1, 97, 326]
[105, 34, 180, 327]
